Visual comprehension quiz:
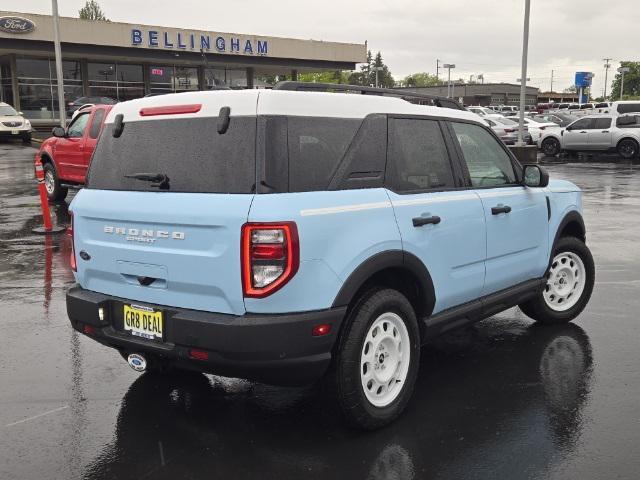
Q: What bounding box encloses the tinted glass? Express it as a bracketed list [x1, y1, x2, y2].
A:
[617, 103, 640, 114]
[452, 122, 516, 187]
[89, 108, 105, 139]
[67, 113, 90, 138]
[87, 116, 256, 194]
[570, 118, 594, 130]
[593, 118, 612, 129]
[287, 117, 360, 192]
[616, 115, 640, 127]
[595, 102, 609, 108]
[387, 118, 454, 191]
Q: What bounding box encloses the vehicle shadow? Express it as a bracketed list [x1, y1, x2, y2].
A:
[81, 319, 593, 480]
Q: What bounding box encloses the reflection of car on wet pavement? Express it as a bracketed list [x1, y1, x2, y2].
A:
[66, 85, 595, 429]
[80, 322, 593, 479]
[35, 104, 113, 201]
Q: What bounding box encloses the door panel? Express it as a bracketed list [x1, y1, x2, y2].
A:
[563, 118, 593, 149]
[588, 117, 613, 149]
[477, 187, 549, 294]
[54, 111, 90, 181]
[449, 121, 549, 295]
[386, 117, 486, 314]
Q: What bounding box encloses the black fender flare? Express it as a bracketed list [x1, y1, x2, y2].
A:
[548, 210, 586, 269]
[331, 250, 436, 317]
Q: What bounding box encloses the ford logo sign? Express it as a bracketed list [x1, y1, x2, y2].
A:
[127, 353, 147, 372]
[0, 16, 36, 34]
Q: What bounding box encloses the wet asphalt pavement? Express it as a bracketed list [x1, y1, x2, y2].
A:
[0, 141, 639, 480]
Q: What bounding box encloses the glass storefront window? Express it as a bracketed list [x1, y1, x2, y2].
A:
[0, 59, 13, 105]
[149, 65, 174, 94]
[203, 67, 246, 89]
[88, 62, 143, 102]
[174, 66, 198, 92]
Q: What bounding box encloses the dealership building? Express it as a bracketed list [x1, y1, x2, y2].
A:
[0, 11, 366, 124]
[398, 82, 540, 107]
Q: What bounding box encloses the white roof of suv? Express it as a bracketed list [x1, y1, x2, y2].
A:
[105, 89, 483, 124]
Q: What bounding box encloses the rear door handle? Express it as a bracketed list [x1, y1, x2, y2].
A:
[412, 215, 441, 227]
[491, 205, 512, 215]
[601, 130, 609, 133]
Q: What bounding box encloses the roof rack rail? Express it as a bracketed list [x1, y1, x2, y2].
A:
[273, 81, 464, 111]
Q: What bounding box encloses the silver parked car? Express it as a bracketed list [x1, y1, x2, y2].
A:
[483, 114, 532, 145]
[538, 114, 640, 159]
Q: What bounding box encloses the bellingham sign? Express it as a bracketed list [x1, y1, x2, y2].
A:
[0, 16, 36, 34]
[131, 28, 268, 56]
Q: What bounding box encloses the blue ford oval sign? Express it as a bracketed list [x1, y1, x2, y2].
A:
[0, 16, 36, 34]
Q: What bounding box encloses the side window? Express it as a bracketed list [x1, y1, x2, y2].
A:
[570, 118, 594, 130]
[67, 113, 91, 138]
[387, 118, 455, 192]
[593, 117, 611, 130]
[451, 122, 517, 188]
[287, 117, 361, 192]
[89, 109, 105, 139]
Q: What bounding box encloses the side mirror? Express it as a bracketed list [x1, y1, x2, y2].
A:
[523, 164, 549, 188]
[52, 126, 66, 138]
[565, 125, 572, 131]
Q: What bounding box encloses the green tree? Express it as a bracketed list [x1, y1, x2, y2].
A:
[403, 72, 443, 87]
[79, 0, 109, 21]
[347, 50, 394, 88]
[609, 61, 640, 100]
[297, 70, 350, 84]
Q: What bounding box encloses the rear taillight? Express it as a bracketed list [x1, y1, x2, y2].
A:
[241, 222, 299, 298]
[69, 212, 77, 272]
[539, 126, 546, 130]
[504, 128, 515, 133]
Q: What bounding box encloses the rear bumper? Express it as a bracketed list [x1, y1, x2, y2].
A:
[66, 285, 346, 386]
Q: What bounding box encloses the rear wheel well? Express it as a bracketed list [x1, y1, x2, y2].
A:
[344, 267, 431, 341]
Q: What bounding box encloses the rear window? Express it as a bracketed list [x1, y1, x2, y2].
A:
[87, 116, 256, 194]
[617, 103, 640, 114]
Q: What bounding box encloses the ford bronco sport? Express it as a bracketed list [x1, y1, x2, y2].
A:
[66, 82, 595, 429]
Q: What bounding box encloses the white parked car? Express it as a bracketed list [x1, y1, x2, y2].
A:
[539, 114, 640, 159]
[0, 102, 32, 142]
[609, 101, 640, 116]
[522, 117, 560, 142]
[483, 114, 532, 144]
[467, 106, 498, 117]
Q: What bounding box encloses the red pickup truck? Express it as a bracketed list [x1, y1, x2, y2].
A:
[35, 104, 113, 201]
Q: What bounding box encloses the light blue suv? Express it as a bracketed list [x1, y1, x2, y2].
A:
[66, 82, 595, 429]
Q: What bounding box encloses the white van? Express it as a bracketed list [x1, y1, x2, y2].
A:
[610, 101, 640, 116]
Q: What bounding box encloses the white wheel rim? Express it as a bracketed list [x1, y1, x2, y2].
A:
[44, 171, 55, 194]
[360, 312, 410, 408]
[543, 251, 586, 312]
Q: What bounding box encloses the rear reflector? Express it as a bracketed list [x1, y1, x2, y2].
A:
[83, 324, 95, 335]
[69, 212, 77, 272]
[189, 349, 209, 361]
[139, 104, 202, 117]
[312, 324, 332, 337]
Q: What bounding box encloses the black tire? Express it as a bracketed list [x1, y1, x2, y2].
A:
[541, 137, 561, 156]
[617, 138, 639, 159]
[43, 162, 68, 202]
[330, 288, 420, 430]
[519, 236, 595, 324]
[22, 133, 31, 143]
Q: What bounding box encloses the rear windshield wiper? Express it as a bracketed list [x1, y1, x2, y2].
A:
[124, 172, 170, 190]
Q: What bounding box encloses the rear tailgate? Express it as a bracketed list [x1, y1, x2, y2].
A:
[72, 189, 252, 315]
[71, 90, 260, 315]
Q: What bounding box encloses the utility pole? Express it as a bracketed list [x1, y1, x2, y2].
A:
[371, 66, 383, 89]
[603, 58, 612, 99]
[51, 0, 66, 127]
[517, 0, 531, 146]
[550, 69, 554, 92]
[436, 59, 440, 81]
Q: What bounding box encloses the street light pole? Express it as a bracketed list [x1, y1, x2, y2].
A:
[443, 64, 455, 98]
[51, 0, 66, 127]
[517, 0, 531, 146]
[618, 66, 630, 100]
[603, 58, 612, 99]
[371, 66, 383, 88]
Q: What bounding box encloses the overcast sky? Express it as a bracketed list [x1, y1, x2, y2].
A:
[5, 0, 636, 96]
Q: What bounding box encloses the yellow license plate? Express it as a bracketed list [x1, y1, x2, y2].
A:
[123, 304, 163, 340]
